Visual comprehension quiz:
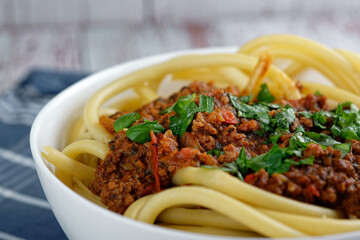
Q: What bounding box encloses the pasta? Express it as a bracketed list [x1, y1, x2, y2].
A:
[41, 34, 360, 238]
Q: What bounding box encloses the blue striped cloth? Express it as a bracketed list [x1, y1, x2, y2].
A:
[0, 70, 88, 240]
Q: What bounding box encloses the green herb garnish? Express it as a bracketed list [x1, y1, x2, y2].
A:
[230, 94, 296, 137]
[125, 120, 164, 144]
[330, 102, 360, 140]
[114, 112, 141, 133]
[272, 106, 296, 130]
[163, 94, 214, 137]
[203, 145, 314, 180]
[169, 101, 198, 137]
[202, 90, 359, 179]
[311, 111, 328, 129]
[269, 128, 288, 144]
[202, 148, 247, 181]
[333, 143, 352, 157]
[240, 144, 314, 176]
[299, 111, 329, 129]
[257, 83, 275, 103]
[289, 132, 351, 157]
[230, 96, 271, 127]
[198, 95, 214, 113]
[294, 125, 305, 133]
[238, 94, 252, 104]
[304, 132, 340, 147]
[314, 90, 322, 96]
[207, 149, 225, 157]
[161, 93, 196, 115]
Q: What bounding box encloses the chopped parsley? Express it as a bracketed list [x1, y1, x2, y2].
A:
[203, 148, 247, 181]
[207, 149, 225, 157]
[114, 112, 141, 133]
[330, 102, 360, 140]
[230, 93, 296, 137]
[203, 86, 359, 179]
[125, 120, 164, 144]
[311, 111, 328, 129]
[229, 94, 271, 129]
[299, 111, 329, 129]
[162, 94, 214, 137]
[203, 145, 314, 179]
[229, 93, 253, 106]
[238, 94, 252, 104]
[169, 101, 198, 137]
[198, 95, 214, 113]
[161, 93, 196, 115]
[272, 106, 296, 130]
[114, 84, 359, 179]
[257, 83, 275, 103]
[269, 128, 288, 144]
[314, 90, 322, 96]
[242, 144, 314, 175]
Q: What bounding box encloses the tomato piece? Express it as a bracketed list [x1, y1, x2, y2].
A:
[307, 184, 320, 197]
[177, 147, 197, 160]
[244, 173, 255, 183]
[141, 183, 157, 195]
[221, 110, 237, 124]
[150, 130, 161, 192]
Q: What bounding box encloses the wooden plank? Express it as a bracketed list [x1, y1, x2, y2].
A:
[9, 0, 143, 26]
[83, 24, 192, 71]
[153, 0, 360, 22]
[204, 12, 360, 53]
[0, 0, 15, 27]
[29, 0, 86, 25]
[0, 27, 83, 93]
[87, 0, 143, 24]
[13, 0, 32, 26]
[1, 0, 360, 94]
[3, 0, 360, 27]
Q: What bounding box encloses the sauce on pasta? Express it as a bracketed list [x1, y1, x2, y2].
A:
[91, 81, 360, 218]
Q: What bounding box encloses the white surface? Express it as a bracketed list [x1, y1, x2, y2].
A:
[30, 47, 360, 240]
[2, 1, 360, 94]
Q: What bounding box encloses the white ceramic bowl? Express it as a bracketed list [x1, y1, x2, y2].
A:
[30, 47, 360, 240]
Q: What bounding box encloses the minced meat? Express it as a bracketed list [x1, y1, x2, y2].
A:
[90, 82, 360, 218]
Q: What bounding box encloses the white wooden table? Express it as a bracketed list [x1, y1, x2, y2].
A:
[1, 0, 360, 94]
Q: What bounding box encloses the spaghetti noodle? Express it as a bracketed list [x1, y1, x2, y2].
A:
[41, 34, 360, 238]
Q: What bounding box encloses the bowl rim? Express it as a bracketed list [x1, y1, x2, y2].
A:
[30, 46, 360, 240]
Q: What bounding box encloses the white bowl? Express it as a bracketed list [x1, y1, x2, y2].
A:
[30, 47, 360, 240]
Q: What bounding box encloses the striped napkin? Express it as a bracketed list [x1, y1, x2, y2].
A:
[0, 70, 88, 240]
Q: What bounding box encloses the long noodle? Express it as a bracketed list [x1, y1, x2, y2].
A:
[172, 168, 339, 218]
[135, 186, 306, 238]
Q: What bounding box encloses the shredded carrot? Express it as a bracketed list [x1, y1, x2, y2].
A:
[99, 115, 115, 133]
[221, 110, 237, 124]
[150, 130, 161, 192]
[244, 173, 255, 183]
[307, 184, 320, 197]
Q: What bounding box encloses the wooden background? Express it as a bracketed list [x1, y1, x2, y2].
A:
[1, 0, 360, 94]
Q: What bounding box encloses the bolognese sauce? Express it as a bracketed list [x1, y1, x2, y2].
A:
[90, 82, 360, 218]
